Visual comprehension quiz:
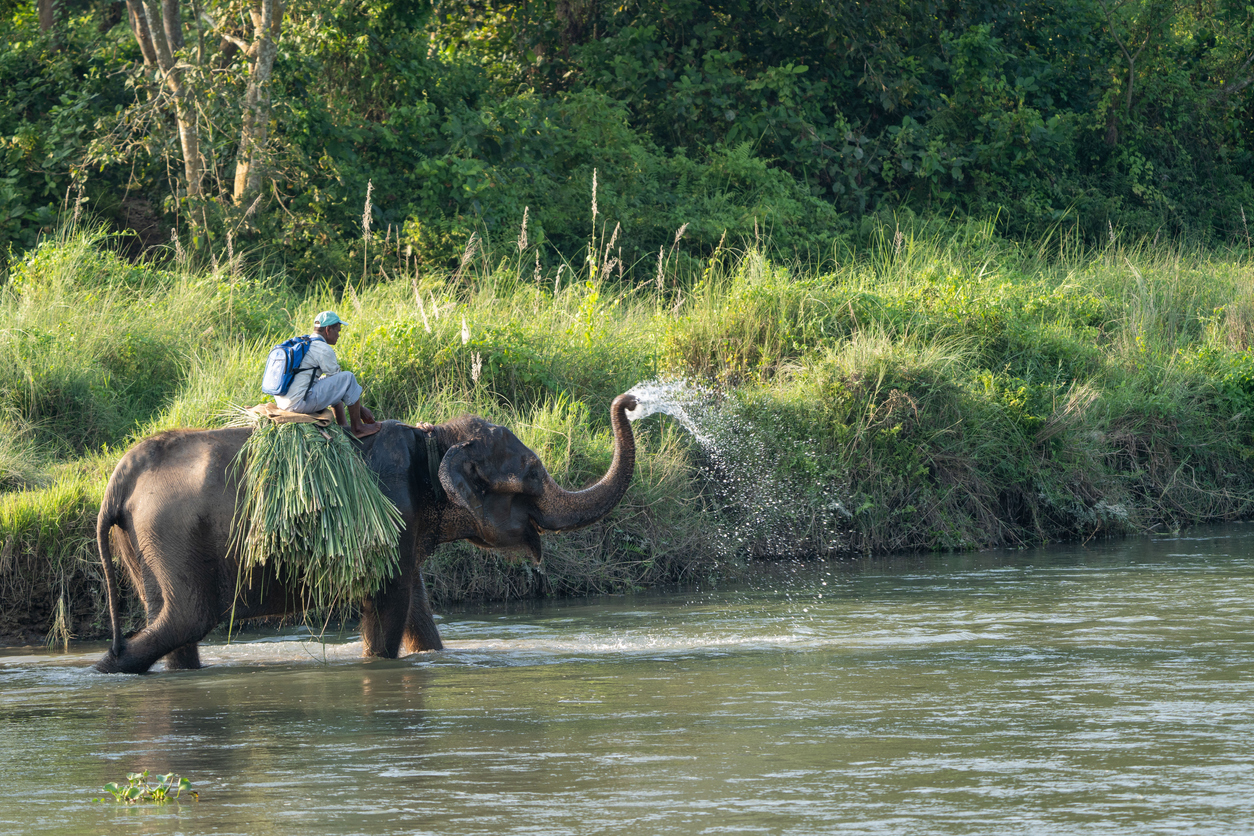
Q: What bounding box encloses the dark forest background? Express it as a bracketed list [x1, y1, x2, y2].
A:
[3, 0, 1253, 282]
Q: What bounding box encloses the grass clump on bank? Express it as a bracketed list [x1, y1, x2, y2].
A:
[2, 218, 1254, 642]
[664, 220, 1254, 553]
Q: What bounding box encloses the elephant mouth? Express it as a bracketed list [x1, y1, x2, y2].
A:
[468, 521, 543, 566]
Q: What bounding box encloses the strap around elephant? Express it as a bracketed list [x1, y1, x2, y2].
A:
[425, 432, 441, 496]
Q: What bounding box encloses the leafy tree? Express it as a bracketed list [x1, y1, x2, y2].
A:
[1, 0, 1251, 279]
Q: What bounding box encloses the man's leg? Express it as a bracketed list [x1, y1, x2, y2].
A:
[289, 373, 377, 436]
[296, 371, 363, 415]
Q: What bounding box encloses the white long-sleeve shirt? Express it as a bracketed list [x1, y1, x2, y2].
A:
[274, 336, 341, 409]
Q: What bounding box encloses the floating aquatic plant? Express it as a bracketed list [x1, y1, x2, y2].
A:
[97, 771, 197, 804]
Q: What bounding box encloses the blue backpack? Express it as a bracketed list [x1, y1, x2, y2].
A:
[260, 335, 324, 396]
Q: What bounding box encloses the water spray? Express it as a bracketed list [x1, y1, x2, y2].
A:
[625, 379, 853, 561]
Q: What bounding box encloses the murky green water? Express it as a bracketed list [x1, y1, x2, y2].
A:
[3, 526, 1254, 835]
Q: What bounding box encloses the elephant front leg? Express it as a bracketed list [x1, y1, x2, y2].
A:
[359, 578, 412, 658]
[403, 569, 444, 653]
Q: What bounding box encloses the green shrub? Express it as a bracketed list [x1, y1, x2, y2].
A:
[6, 222, 1254, 642]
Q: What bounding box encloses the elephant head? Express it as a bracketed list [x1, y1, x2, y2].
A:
[435, 393, 639, 562]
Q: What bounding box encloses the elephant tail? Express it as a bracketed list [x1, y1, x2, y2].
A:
[96, 477, 127, 660]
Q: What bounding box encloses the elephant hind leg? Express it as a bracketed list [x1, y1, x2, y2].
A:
[95, 602, 216, 674]
[403, 618, 443, 653]
[162, 643, 203, 670]
[93, 626, 172, 673]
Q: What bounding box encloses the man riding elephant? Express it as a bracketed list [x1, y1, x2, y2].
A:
[276, 310, 380, 438]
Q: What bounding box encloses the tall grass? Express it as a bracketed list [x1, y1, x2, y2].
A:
[0, 224, 293, 454]
[3, 216, 1254, 641]
[663, 219, 1254, 553]
[0, 409, 46, 491]
[0, 464, 109, 641]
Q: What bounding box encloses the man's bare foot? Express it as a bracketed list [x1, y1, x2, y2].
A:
[351, 422, 381, 438]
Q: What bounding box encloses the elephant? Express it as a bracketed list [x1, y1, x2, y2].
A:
[92, 393, 638, 673]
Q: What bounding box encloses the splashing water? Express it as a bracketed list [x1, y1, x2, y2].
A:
[625, 380, 716, 446]
[626, 379, 853, 560]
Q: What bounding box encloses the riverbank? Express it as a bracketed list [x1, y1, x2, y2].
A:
[4, 220, 1254, 643]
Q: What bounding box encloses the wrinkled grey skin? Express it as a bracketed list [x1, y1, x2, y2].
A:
[93, 393, 638, 674]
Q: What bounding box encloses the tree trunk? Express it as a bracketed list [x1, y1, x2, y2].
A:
[162, 0, 184, 51]
[125, 0, 158, 65]
[135, 0, 205, 203]
[232, 0, 282, 206]
[38, 0, 55, 33]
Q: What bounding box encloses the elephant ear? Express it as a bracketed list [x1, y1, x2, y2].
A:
[439, 441, 485, 521]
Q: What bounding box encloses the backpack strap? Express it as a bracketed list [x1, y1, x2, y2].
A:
[300, 334, 325, 393]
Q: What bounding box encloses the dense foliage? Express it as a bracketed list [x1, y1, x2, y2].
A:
[3, 223, 1254, 641]
[3, 0, 1254, 642]
[2, 0, 1252, 283]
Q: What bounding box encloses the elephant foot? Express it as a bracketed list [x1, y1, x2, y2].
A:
[162, 643, 203, 671]
[92, 650, 151, 674]
[91, 643, 162, 674]
[92, 652, 121, 674]
[359, 642, 401, 660]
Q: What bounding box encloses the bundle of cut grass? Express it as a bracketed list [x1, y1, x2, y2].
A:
[230, 421, 404, 610]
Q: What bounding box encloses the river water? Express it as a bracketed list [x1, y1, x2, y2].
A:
[3, 526, 1253, 835]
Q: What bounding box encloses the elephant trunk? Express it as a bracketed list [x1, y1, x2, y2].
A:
[532, 393, 638, 533]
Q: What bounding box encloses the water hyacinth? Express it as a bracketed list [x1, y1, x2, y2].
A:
[230, 421, 404, 611]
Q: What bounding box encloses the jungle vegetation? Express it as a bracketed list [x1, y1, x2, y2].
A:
[3, 0, 1253, 275]
[1, 1, 1253, 643]
[4, 220, 1254, 643]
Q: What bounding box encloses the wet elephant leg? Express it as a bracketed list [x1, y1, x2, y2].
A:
[162, 642, 203, 670]
[360, 573, 413, 658]
[403, 569, 443, 652]
[94, 582, 219, 673]
[94, 611, 205, 673]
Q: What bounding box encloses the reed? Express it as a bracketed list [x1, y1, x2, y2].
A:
[229, 420, 404, 611]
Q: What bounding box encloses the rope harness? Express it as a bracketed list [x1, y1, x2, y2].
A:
[425, 432, 442, 497]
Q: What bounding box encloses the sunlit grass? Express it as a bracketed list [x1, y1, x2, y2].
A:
[3, 217, 1254, 640]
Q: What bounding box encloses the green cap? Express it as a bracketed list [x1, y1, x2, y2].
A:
[313, 310, 344, 328]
